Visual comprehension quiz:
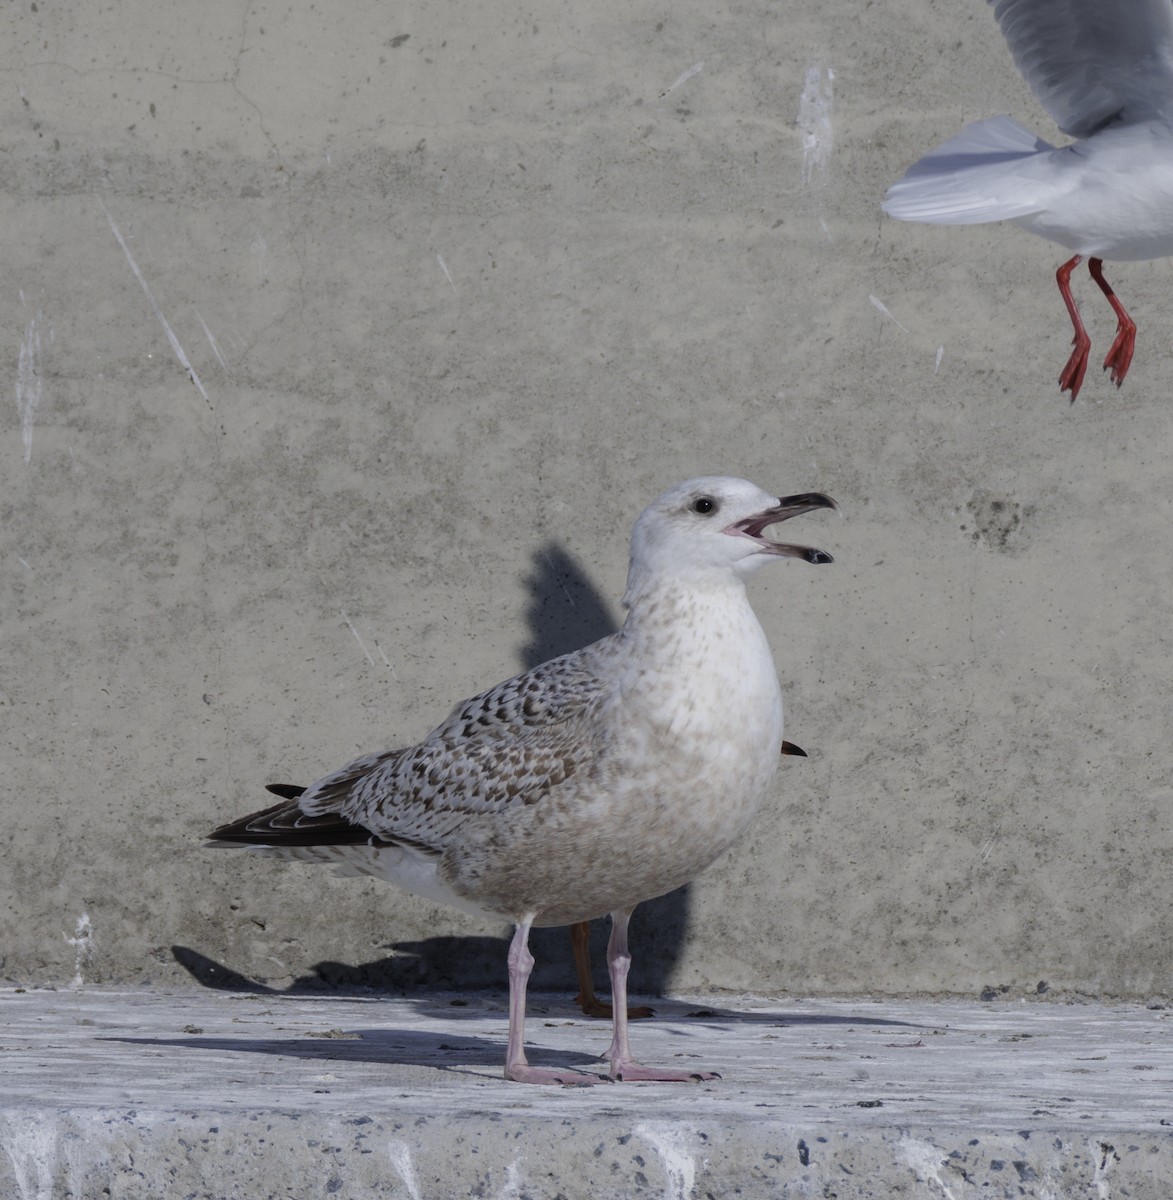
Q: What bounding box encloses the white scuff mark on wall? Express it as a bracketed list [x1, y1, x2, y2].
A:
[341, 609, 376, 667]
[99, 199, 209, 401]
[16, 308, 45, 464]
[660, 61, 704, 99]
[495, 1158, 524, 1200]
[798, 64, 834, 184]
[819, 217, 834, 243]
[436, 253, 456, 291]
[388, 1142, 423, 1200]
[635, 1123, 698, 1200]
[869, 294, 908, 333]
[898, 1138, 959, 1200]
[248, 234, 270, 290]
[341, 610, 400, 679]
[2, 1113, 58, 1200]
[1091, 1138, 1119, 1200]
[64, 912, 94, 988]
[195, 309, 229, 372]
[374, 639, 400, 682]
[935, 345, 945, 374]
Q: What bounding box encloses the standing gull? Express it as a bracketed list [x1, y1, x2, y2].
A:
[207, 477, 836, 1085]
[883, 0, 1173, 400]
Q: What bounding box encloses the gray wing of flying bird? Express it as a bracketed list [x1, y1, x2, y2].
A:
[990, 0, 1173, 135]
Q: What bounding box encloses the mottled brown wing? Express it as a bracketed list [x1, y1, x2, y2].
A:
[291, 640, 619, 850]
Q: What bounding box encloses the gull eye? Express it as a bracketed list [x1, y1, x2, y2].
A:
[691, 496, 717, 515]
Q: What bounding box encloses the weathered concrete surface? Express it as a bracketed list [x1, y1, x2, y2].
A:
[3, 987, 1171, 1199]
[2, 0, 1173, 1001]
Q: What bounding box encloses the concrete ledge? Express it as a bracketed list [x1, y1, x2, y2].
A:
[2, 987, 1170, 1198]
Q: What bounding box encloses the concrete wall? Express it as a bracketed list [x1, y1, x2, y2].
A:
[3, 0, 1170, 999]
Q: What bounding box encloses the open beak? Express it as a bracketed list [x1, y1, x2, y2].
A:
[726, 492, 838, 563]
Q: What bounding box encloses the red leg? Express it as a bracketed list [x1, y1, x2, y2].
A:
[1088, 257, 1137, 388]
[1056, 255, 1090, 401]
[504, 919, 604, 1085]
[604, 908, 718, 1083]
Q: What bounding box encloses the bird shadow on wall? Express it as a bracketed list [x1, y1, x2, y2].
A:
[180, 543, 690, 1004]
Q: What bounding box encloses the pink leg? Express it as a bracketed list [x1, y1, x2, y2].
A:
[504, 919, 604, 1085]
[1056, 255, 1090, 401]
[604, 908, 719, 1083]
[571, 920, 655, 1020]
[1088, 257, 1137, 387]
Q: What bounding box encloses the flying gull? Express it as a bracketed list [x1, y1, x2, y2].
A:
[207, 477, 836, 1085]
[883, 0, 1173, 400]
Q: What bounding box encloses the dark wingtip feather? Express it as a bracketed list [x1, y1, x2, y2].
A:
[265, 783, 307, 800]
[206, 793, 381, 848]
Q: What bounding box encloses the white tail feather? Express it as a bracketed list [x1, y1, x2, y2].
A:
[883, 116, 1055, 225]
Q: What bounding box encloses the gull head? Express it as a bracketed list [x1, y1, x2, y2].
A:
[627, 476, 838, 591]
